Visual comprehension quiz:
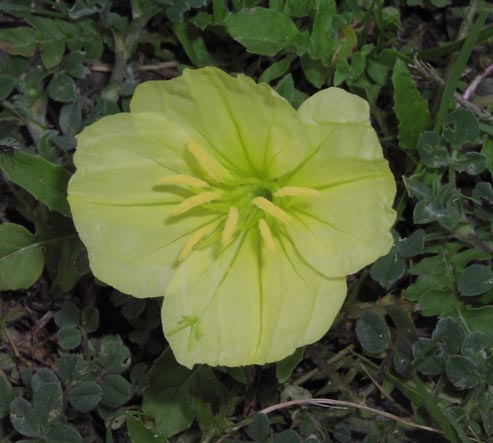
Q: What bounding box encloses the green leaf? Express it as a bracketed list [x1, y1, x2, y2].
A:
[417, 131, 449, 168]
[56, 237, 89, 292]
[392, 58, 432, 149]
[455, 152, 487, 175]
[100, 374, 131, 408]
[31, 368, 59, 391]
[81, 306, 99, 333]
[395, 229, 425, 258]
[190, 396, 232, 440]
[0, 150, 72, 216]
[0, 74, 16, 100]
[273, 429, 302, 443]
[259, 55, 296, 84]
[445, 356, 480, 389]
[48, 74, 77, 103]
[461, 331, 492, 360]
[355, 311, 391, 354]
[224, 8, 302, 56]
[443, 109, 479, 147]
[276, 347, 304, 383]
[68, 0, 98, 19]
[127, 415, 169, 443]
[482, 137, 493, 174]
[10, 398, 40, 438]
[370, 249, 406, 288]
[0, 375, 11, 418]
[165, 0, 208, 23]
[245, 413, 270, 441]
[33, 382, 63, 426]
[413, 199, 460, 230]
[393, 336, 413, 377]
[457, 264, 493, 297]
[300, 55, 329, 88]
[432, 317, 465, 354]
[46, 424, 83, 443]
[463, 306, 493, 338]
[403, 176, 432, 200]
[332, 423, 351, 442]
[309, 0, 336, 63]
[142, 349, 226, 437]
[0, 223, 44, 290]
[63, 51, 89, 79]
[172, 22, 215, 67]
[413, 338, 444, 376]
[55, 354, 86, 383]
[41, 39, 65, 69]
[68, 381, 102, 412]
[57, 326, 82, 350]
[54, 301, 80, 328]
[275, 74, 308, 108]
[283, 0, 315, 17]
[98, 335, 131, 374]
[59, 102, 82, 137]
[0, 27, 38, 56]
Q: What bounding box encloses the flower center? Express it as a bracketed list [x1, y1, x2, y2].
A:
[155, 141, 319, 261]
[254, 188, 273, 201]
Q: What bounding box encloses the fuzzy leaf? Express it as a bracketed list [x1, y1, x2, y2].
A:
[356, 312, 391, 354]
[445, 356, 480, 389]
[68, 381, 102, 412]
[457, 264, 493, 296]
[10, 398, 40, 438]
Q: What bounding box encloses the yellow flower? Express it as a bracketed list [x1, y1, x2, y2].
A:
[68, 67, 396, 368]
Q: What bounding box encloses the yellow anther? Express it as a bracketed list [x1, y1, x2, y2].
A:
[251, 197, 291, 224]
[172, 191, 221, 216]
[221, 207, 239, 246]
[186, 141, 223, 182]
[158, 174, 210, 188]
[274, 186, 319, 198]
[258, 219, 275, 252]
[179, 225, 215, 261]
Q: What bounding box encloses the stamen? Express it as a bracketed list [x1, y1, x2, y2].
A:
[172, 191, 221, 216]
[158, 174, 210, 188]
[251, 197, 291, 224]
[258, 219, 275, 252]
[187, 141, 223, 182]
[274, 186, 320, 198]
[222, 207, 239, 246]
[179, 225, 216, 261]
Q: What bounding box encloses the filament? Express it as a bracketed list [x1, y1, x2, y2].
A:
[179, 225, 216, 261]
[172, 191, 221, 216]
[187, 141, 223, 182]
[258, 219, 275, 252]
[274, 186, 319, 198]
[251, 197, 291, 224]
[222, 207, 239, 246]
